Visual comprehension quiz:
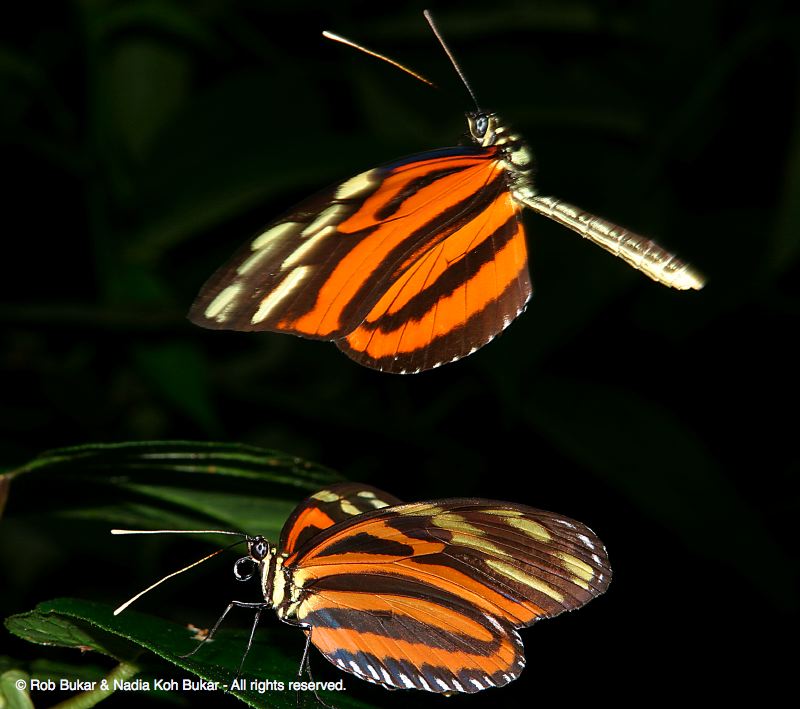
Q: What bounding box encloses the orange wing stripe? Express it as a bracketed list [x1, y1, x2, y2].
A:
[304, 591, 495, 641]
[283, 158, 504, 336]
[310, 625, 518, 676]
[345, 205, 525, 361]
[282, 507, 336, 554]
[294, 560, 543, 626]
[341, 155, 500, 232]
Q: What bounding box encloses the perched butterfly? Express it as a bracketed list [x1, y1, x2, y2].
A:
[188, 12, 704, 374]
[114, 482, 611, 694]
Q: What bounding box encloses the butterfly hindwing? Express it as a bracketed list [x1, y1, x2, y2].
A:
[338, 163, 530, 372]
[304, 585, 525, 693]
[282, 498, 610, 693]
[189, 146, 531, 373]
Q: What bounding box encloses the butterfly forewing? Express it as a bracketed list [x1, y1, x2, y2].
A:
[190, 146, 531, 373]
[279, 498, 610, 693]
[279, 482, 403, 555]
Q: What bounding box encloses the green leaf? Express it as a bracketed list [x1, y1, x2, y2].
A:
[5, 608, 130, 659]
[8, 441, 342, 533]
[12, 440, 340, 488]
[6, 599, 376, 709]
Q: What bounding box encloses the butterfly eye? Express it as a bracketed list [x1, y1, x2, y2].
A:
[248, 536, 270, 561]
[474, 115, 488, 137]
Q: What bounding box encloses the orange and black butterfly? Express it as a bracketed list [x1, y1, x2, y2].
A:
[114, 482, 611, 694]
[188, 13, 704, 374]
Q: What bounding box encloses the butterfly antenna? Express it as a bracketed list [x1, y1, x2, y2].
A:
[111, 529, 248, 616]
[423, 9, 481, 111]
[322, 30, 436, 87]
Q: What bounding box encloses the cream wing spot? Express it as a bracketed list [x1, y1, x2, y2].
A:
[356, 490, 392, 509]
[251, 221, 298, 251]
[251, 266, 311, 324]
[335, 169, 378, 199]
[571, 577, 590, 591]
[506, 517, 551, 542]
[449, 532, 510, 558]
[237, 246, 274, 276]
[340, 499, 359, 516]
[432, 513, 484, 535]
[405, 503, 446, 516]
[554, 551, 595, 582]
[311, 490, 341, 503]
[301, 204, 347, 236]
[281, 226, 336, 270]
[204, 283, 243, 322]
[485, 558, 565, 602]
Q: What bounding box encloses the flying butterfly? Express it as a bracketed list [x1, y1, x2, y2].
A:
[113, 482, 611, 694]
[188, 11, 705, 374]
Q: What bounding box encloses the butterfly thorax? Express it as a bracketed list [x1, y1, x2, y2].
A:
[248, 539, 306, 622]
[246, 537, 284, 609]
[467, 111, 537, 204]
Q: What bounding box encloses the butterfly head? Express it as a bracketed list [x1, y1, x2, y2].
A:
[467, 111, 535, 177]
[233, 535, 271, 580]
[239, 534, 291, 609]
[467, 111, 500, 147]
[246, 535, 271, 563]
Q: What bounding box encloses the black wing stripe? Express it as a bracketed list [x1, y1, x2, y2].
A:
[366, 213, 520, 329]
[337, 170, 508, 328]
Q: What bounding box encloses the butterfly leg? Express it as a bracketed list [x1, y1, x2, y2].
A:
[179, 600, 268, 662]
[236, 603, 266, 680]
[295, 630, 335, 709]
[298, 631, 312, 680]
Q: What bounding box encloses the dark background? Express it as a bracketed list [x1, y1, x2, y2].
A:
[2, 0, 797, 706]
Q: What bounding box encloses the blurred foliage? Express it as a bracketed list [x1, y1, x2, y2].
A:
[1, 0, 798, 706]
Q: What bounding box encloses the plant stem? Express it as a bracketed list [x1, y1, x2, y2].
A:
[49, 662, 140, 709]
